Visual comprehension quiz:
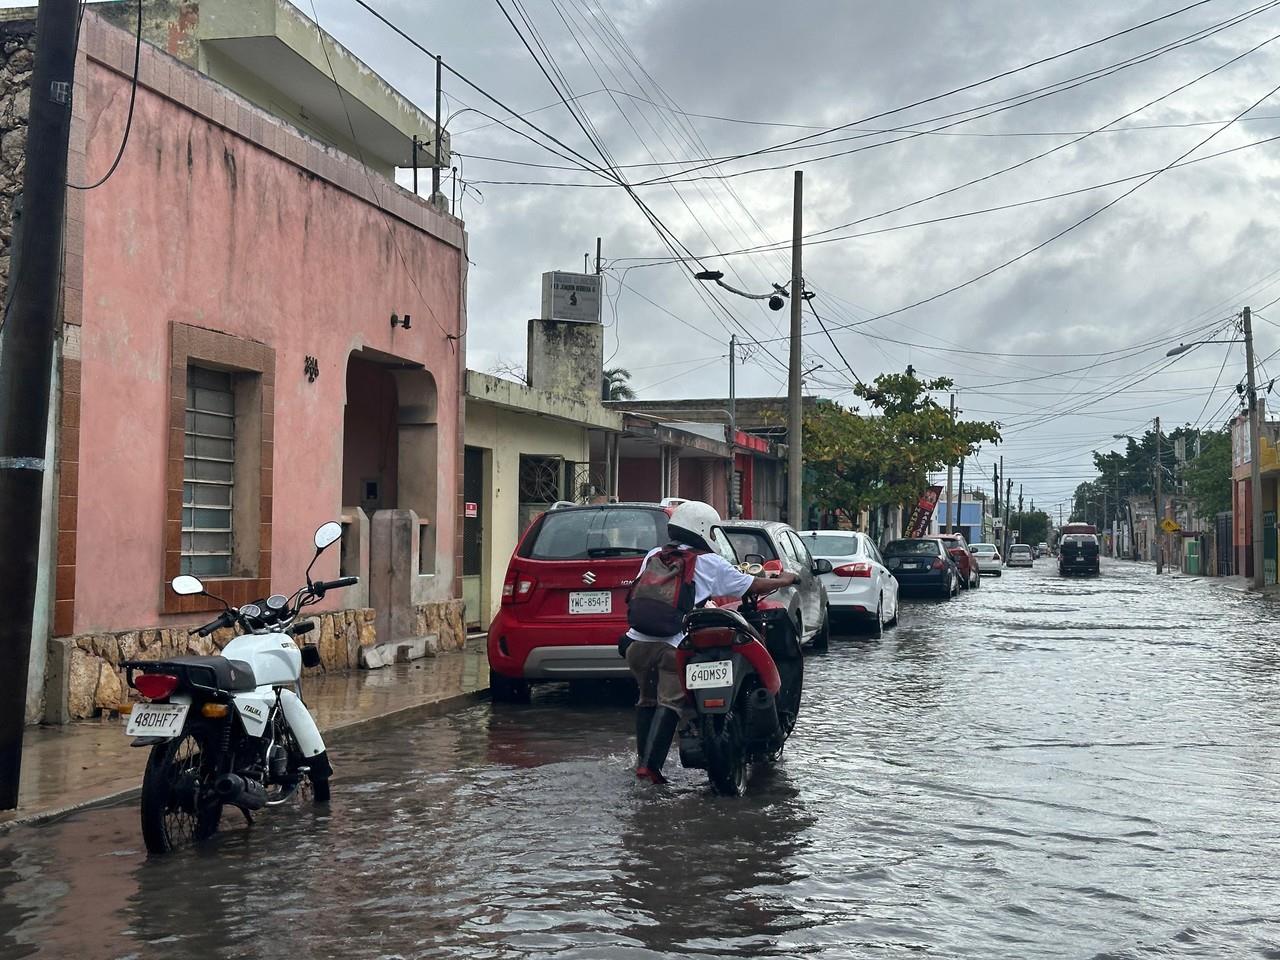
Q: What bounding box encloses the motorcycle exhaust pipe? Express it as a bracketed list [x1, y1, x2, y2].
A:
[745, 687, 781, 740]
[214, 773, 267, 811]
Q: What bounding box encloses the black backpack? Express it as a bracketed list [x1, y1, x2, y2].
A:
[626, 544, 706, 637]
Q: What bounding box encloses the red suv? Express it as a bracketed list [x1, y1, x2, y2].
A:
[487, 503, 673, 702]
[926, 533, 980, 589]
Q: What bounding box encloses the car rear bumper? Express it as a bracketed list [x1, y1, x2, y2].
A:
[521, 645, 631, 679]
[826, 578, 879, 614]
[488, 611, 631, 680]
[890, 570, 949, 589]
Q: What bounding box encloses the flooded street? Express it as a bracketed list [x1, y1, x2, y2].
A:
[4, 561, 1280, 959]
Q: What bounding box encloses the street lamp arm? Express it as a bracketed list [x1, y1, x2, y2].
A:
[1166, 339, 1244, 357]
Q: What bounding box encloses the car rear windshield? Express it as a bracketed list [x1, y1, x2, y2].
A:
[522, 508, 666, 560]
[1011, 545, 1032, 554]
[1061, 534, 1098, 546]
[724, 529, 779, 562]
[800, 534, 861, 557]
[884, 539, 940, 556]
[972, 544, 997, 554]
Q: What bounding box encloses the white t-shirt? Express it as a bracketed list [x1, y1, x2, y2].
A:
[626, 546, 756, 648]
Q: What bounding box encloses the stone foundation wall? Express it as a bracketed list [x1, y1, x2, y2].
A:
[52, 608, 375, 721]
[0, 23, 34, 300]
[413, 598, 467, 654]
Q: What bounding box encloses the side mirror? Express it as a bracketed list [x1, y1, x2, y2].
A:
[969, 546, 978, 553]
[314, 521, 343, 551]
[812, 558, 834, 575]
[744, 553, 766, 565]
[171, 575, 204, 596]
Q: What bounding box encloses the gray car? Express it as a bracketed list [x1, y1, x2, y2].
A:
[720, 520, 832, 650]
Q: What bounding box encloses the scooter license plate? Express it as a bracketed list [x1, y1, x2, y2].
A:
[686, 660, 733, 690]
[125, 703, 189, 738]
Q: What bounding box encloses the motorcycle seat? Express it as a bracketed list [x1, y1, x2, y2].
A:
[130, 655, 258, 693]
[684, 606, 763, 642]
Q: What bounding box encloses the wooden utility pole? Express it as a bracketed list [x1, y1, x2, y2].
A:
[1244, 306, 1264, 589]
[0, 0, 80, 810]
[1155, 415, 1163, 574]
[945, 393, 955, 533]
[787, 171, 803, 527]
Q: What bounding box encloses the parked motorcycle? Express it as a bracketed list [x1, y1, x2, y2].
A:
[122, 521, 356, 854]
[676, 564, 804, 796]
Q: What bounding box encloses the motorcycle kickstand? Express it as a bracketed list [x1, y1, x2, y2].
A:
[240, 808, 255, 826]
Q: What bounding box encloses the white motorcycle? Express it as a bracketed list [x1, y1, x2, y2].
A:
[122, 521, 356, 855]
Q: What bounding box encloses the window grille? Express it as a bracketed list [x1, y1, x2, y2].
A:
[182, 367, 235, 576]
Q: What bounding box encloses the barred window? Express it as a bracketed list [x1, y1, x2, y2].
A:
[182, 366, 235, 576]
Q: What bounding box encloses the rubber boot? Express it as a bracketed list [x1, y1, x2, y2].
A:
[634, 706, 657, 767]
[637, 707, 680, 784]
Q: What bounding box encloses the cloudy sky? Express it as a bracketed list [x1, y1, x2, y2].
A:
[298, 0, 1280, 516]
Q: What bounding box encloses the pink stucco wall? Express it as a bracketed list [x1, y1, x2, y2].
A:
[72, 45, 463, 632]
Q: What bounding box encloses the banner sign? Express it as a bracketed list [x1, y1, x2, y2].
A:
[905, 485, 944, 538]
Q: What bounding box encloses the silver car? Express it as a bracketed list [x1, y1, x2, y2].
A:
[968, 543, 1002, 577]
[1006, 543, 1035, 568]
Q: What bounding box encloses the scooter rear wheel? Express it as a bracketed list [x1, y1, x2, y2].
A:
[704, 712, 748, 797]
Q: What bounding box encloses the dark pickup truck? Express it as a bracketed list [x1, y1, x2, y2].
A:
[1059, 534, 1100, 577]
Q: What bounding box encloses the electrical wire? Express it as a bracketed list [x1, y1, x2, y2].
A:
[69, 0, 141, 190]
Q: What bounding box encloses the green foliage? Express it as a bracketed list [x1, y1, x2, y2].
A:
[804, 372, 1001, 518]
[1009, 510, 1051, 545]
[602, 367, 636, 401]
[1182, 428, 1231, 519]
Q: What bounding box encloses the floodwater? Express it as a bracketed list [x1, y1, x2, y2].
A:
[3, 561, 1280, 959]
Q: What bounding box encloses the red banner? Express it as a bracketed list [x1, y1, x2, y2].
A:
[905, 485, 943, 538]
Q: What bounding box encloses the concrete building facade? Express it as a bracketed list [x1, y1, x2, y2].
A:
[5, 4, 466, 723]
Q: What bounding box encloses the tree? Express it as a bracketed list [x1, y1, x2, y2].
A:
[1009, 510, 1051, 545]
[1182, 428, 1231, 519]
[804, 371, 1001, 521]
[602, 366, 636, 400]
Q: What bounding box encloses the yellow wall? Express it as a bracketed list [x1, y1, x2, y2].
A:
[464, 403, 591, 627]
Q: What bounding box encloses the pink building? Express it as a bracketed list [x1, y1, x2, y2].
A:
[2, 3, 467, 722]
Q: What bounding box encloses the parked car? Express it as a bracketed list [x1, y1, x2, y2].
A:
[798, 530, 899, 635]
[1036, 542, 1050, 558]
[1059, 533, 1101, 576]
[721, 520, 833, 650]
[487, 502, 681, 702]
[969, 542, 1002, 577]
[1006, 543, 1035, 568]
[927, 533, 980, 589]
[882, 538, 961, 599]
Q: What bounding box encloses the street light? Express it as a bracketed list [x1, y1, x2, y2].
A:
[694, 270, 787, 311]
[1166, 339, 1243, 357]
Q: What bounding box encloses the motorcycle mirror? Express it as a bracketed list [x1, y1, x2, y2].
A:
[171, 575, 205, 596]
[314, 521, 343, 552]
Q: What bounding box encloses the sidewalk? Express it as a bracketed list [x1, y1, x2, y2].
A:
[0, 642, 489, 831]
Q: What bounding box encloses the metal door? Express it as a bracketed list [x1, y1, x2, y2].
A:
[1267, 511, 1277, 585]
[462, 447, 485, 626]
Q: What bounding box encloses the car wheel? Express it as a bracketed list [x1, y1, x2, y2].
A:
[972, 569, 981, 589]
[867, 596, 884, 639]
[885, 592, 899, 627]
[489, 669, 531, 704]
[810, 612, 830, 653]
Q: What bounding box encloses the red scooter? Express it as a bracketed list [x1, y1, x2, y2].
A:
[675, 565, 804, 796]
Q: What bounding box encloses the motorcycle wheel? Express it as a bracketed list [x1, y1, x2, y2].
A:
[140, 732, 222, 855]
[278, 725, 330, 805]
[704, 712, 748, 797]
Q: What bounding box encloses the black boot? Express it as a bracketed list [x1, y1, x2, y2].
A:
[635, 706, 657, 766]
[638, 707, 679, 784]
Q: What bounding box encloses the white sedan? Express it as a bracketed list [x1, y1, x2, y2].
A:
[798, 530, 899, 635]
[968, 543, 1003, 577]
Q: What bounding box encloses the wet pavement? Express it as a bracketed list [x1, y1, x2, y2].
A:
[3, 561, 1280, 959]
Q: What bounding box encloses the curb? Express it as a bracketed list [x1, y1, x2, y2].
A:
[0, 684, 490, 834]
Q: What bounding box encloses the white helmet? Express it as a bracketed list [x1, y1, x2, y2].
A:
[668, 500, 721, 547]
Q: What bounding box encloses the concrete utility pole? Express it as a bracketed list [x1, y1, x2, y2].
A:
[1005, 478, 1013, 551]
[728, 334, 737, 519]
[0, 0, 79, 811]
[945, 393, 955, 533]
[1155, 415, 1163, 574]
[787, 171, 804, 528]
[956, 457, 966, 541]
[432, 54, 443, 203]
[1245, 306, 1265, 589]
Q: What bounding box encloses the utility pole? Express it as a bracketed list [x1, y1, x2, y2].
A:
[432, 54, 442, 204]
[0, 0, 79, 811]
[945, 393, 955, 533]
[956, 457, 966, 541]
[1005, 478, 1013, 552]
[728, 333, 737, 519]
[594, 237, 602, 275]
[1155, 415, 1163, 574]
[787, 170, 804, 528]
[1245, 305, 1265, 589]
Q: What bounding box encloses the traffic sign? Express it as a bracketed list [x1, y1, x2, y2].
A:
[1160, 518, 1181, 533]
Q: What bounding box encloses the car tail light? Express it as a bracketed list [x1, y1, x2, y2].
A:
[833, 561, 872, 578]
[931, 558, 946, 570]
[134, 673, 179, 701]
[689, 627, 736, 649]
[501, 567, 536, 604]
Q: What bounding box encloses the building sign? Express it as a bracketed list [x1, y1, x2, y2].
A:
[541, 271, 602, 324]
[905, 485, 943, 537]
[464, 502, 478, 519]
